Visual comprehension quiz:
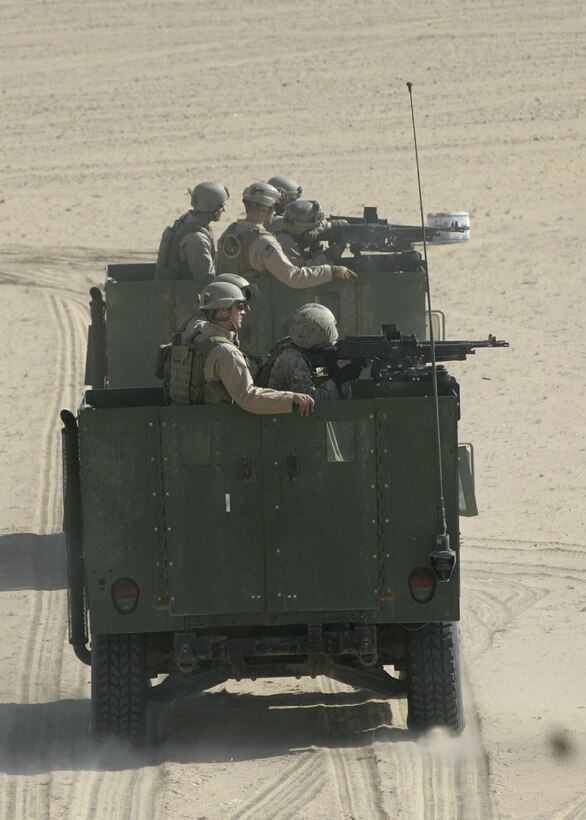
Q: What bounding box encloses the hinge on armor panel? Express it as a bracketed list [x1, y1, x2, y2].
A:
[375, 415, 387, 590]
[286, 454, 298, 481]
[240, 455, 253, 481]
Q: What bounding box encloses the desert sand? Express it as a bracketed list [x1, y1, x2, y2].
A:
[0, 1, 585, 818]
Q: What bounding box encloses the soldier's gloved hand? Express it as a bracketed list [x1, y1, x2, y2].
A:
[331, 265, 358, 284]
[292, 393, 315, 416]
[331, 360, 365, 386]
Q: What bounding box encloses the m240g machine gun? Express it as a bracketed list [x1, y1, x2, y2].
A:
[307, 324, 508, 393]
[318, 207, 469, 254]
[333, 324, 508, 377]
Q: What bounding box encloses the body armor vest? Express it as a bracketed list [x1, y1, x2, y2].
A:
[215, 222, 272, 277]
[155, 212, 214, 280]
[169, 331, 232, 405]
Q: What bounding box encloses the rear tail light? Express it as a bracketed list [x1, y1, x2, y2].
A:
[408, 568, 436, 603]
[111, 578, 139, 613]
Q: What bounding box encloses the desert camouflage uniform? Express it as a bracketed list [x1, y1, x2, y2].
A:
[216, 219, 333, 289]
[277, 219, 347, 268]
[199, 322, 294, 414]
[267, 345, 344, 400]
[155, 211, 215, 285]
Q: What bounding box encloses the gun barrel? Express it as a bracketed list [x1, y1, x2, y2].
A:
[316, 223, 440, 247]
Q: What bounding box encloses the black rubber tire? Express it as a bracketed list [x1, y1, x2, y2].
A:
[91, 633, 148, 742]
[405, 622, 465, 734]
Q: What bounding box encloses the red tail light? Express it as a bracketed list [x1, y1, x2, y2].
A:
[111, 578, 139, 613]
[408, 568, 436, 603]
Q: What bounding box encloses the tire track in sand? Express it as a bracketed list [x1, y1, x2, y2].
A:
[230, 751, 328, 820]
[318, 676, 389, 820]
[0, 293, 82, 820]
[0, 273, 162, 820]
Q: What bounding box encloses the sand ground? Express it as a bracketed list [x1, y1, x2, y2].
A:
[0, 1, 585, 817]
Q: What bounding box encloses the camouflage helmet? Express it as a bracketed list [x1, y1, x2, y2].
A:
[289, 303, 339, 350]
[242, 181, 284, 208]
[211, 273, 257, 302]
[284, 199, 325, 234]
[267, 175, 302, 203]
[190, 181, 230, 212]
[199, 281, 246, 312]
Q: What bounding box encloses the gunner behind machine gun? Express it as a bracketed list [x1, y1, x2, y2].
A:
[310, 324, 509, 384]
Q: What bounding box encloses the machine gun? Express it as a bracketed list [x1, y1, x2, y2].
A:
[318, 206, 468, 254]
[321, 324, 508, 382]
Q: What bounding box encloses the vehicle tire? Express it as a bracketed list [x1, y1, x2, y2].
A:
[91, 633, 148, 742]
[405, 622, 465, 734]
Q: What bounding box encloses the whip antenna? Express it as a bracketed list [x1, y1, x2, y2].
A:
[406, 81, 455, 579]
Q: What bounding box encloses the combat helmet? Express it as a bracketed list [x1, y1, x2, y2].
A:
[190, 182, 230, 212]
[284, 199, 325, 235]
[242, 181, 284, 208]
[289, 303, 338, 349]
[199, 281, 246, 312]
[267, 175, 302, 202]
[211, 273, 257, 302]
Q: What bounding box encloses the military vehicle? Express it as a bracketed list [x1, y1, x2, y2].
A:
[64, 206, 504, 742]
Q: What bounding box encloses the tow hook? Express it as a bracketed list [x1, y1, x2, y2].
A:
[430, 533, 456, 582]
[357, 639, 378, 667]
[176, 644, 196, 673]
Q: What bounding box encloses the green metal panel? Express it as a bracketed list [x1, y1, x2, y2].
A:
[161, 405, 267, 615]
[102, 265, 427, 388]
[240, 269, 427, 359]
[355, 270, 426, 338]
[105, 280, 198, 388]
[375, 396, 460, 622]
[76, 390, 461, 632]
[262, 402, 380, 613]
[78, 406, 180, 634]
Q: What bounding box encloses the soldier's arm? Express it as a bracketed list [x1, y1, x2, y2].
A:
[268, 349, 342, 400]
[249, 235, 333, 289]
[276, 232, 306, 267]
[206, 345, 295, 415]
[180, 232, 215, 281]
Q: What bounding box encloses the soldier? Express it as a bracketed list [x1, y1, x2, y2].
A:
[154, 181, 230, 284]
[265, 304, 363, 400]
[169, 280, 315, 416]
[178, 273, 255, 346]
[216, 182, 357, 289]
[267, 175, 303, 232]
[277, 200, 347, 267]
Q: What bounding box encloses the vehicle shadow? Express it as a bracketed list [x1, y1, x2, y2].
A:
[0, 688, 406, 775]
[0, 532, 66, 591]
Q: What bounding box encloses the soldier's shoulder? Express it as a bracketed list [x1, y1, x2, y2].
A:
[181, 227, 208, 245]
[274, 345, 306, 367]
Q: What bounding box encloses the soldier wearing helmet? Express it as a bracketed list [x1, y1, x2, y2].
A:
[277, 200, 348, 268]
[178, 273, 257, 346]
[154, 181, 230, 284]
[169, 280, 315, 416]
[267, 175, 303, 232]
[266, 304, 363, 400]
[215, 182, 357, 289]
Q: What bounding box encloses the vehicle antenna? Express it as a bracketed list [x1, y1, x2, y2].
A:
[406, 82, 456, 579]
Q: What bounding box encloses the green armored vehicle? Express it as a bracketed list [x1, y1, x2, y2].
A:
[64, 209, 502, 741]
